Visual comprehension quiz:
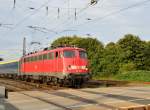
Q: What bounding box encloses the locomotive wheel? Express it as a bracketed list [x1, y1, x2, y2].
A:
[59, 79, 64, 87]
[52, 77, 58, 86]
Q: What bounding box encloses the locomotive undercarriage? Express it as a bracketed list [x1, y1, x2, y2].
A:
[0, 73, 90, 88]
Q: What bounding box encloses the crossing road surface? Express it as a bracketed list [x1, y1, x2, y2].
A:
[2, 86, 150, 110]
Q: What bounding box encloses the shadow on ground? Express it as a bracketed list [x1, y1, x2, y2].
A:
[0, 100, 19, 110]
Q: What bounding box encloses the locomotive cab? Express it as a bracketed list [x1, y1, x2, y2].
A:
[62, 47, 90, 85]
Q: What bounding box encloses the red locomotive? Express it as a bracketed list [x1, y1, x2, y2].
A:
[19, 46, 90, 87]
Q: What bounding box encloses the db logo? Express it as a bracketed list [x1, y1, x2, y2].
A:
[34, 65, 37, 69]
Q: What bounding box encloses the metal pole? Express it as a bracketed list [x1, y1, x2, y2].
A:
[23, 37, 26, 56]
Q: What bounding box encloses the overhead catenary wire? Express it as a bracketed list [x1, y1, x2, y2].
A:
[1, 0, 53, 38]
[1, 0, 96, 38]
[1, 0, 71, 40]
[48, 2, 91, 32]
[19, 0, 70, 50]
[48, 0, 101, 33]
[61, 0, 150, 33]
[24, 0, 77, 39]
[32, 0, 101, 38]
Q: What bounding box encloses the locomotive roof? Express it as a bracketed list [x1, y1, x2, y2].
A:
[23, 47, 86, 58]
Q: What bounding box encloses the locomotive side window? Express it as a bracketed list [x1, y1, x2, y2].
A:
[51, 52, 54, 59]
[34, 56, 37, 61]
[48, 52, 54, 60]
[64, 50, 75, 58]
[30, 57, 32, 62]
[27, 57, 29, 62]
[39, 55, 43, 60]
[55, 52, 59, 58]
[29, 57, 31, 62]
[79, 51, 87, 59]
[30, 57, 33, 61]
[43, 54, 47, 60]
[48, 53, 51, 59]
[33, 56, 36, 61]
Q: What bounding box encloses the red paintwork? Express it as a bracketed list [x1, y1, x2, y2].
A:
[20, 47, 89, 76]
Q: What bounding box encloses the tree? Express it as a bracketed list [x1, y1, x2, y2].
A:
[117, 34, 146, 70]
[100, 42, 121, 75]
[142, 41, 150, 70]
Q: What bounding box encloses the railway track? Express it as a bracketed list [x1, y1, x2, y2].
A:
[84, 80, 129, 88]
[0, 78, 65, 92]
[0, 76, 131, 92]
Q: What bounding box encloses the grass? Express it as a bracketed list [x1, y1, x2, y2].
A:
[115, 70, 150, 82]
[93, 70, 150, 82]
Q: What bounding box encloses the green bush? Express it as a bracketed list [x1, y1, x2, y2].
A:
[119, 62, 136, 73]
[115, 70, 150, 82]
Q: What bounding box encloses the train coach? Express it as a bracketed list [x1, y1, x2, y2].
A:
[0, 60, 18, 76]
[0, 46, 90, 87]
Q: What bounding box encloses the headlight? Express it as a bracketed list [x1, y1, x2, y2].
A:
[67, 65, 88, 70]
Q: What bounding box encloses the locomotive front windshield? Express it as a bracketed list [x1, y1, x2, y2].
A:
[64, 50, 75, 58]
[79, 51, 87, 59]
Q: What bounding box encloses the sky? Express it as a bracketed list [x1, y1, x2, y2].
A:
[0, 0, 150, 61]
